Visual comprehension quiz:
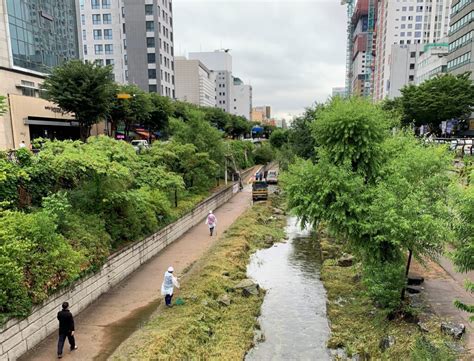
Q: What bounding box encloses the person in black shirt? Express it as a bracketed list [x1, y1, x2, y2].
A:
[57, 302, 77, 358]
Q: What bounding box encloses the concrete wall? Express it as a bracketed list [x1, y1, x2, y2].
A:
[0, 171, 252, 360]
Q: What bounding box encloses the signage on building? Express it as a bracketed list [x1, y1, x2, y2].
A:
[44, 106, 68, 116]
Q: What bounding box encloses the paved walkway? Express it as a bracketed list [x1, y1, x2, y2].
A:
[411, 255, 474, 356]
[20, 184, 254, 361]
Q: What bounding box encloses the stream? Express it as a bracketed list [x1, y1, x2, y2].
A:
[245, 216, 331, 360]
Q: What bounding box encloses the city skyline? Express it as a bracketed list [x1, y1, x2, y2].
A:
[173, 0, 347, 120]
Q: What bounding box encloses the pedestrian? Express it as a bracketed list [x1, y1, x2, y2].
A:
[205, 210, 217, 236]
[19, 140, 26, 149]
[161, 266, 180, 307]
[57, 302, 77, 359]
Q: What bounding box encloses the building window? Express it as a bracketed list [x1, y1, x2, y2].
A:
[82, 29, 86, 40]
[410, 51, 416, 58]
[146, 37, 155, 48]
[84, 44, 88, 55]
[105, 44, 113, 54]
[145, 5, 153, 15]
[123, 38, 127, 49]
[102, 0, 111, 9]
[414, 31, 421, 38]
[103, 14, 112, 24]
[104, 29, 113, 40]
[92, 14, 101, 25]
[21, 80, 36, 97]
[93, 29, 102, 40]
[91, 0, 100, 9]
[81, 14, 85, 25]
[409, 75, 414, 81]
[146, 21, 154, 32]
[124, 54, 128, 65]
[147, 53, 156, 63]
[106, 59, 114, 66]
[149, 85, 157, 92]
[148, 69, 157, 79]
[94, 44, 103, 55]
[410, 63, 415, 70]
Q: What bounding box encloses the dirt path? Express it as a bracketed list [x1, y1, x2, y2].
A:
[20, 184, 254, 361]
[411, 255, 474, 355]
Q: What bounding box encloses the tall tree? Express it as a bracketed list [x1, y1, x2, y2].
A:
[110, 84, 152, 140]
[399, 72, 474, 131]
[224, 116, 252, 139]
[42, 60, 116, 141]
[283, 97, 452, 310]
[145, 93, 174, 140]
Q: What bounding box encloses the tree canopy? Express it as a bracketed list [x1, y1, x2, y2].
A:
[42, 60, 116, 140]
[399, 72, 474, 131]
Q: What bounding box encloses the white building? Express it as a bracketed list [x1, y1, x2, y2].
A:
[374, 0, 451, 100]
[415, 42, 449, 84]
[174, 57, 216, 107]
[78, 0, 175, 97]
[189, 51, 233, 112]
[231, 77, 252, 120]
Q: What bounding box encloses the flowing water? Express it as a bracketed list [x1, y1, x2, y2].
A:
[245, 216, 331, 361]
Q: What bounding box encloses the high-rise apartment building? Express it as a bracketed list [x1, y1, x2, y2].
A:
[446, 0, 473, 78]
[189, 51, 233, 112]
[174, 56, 216, 107]
[0, 0, 100, 150]
[415, 42, 449, 84]
[231, 77, 252, 120]
[79, 0, 175, 97]
[373, 0, 451, 100]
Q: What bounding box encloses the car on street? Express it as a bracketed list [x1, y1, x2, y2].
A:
[266, 170, 278, 184]
[131, 140, 149, 153]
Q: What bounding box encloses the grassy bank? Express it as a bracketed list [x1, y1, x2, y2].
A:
[319, 230, 463, 360]
[111, 197, 285, 360]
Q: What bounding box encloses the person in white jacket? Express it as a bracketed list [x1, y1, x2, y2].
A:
[161, 266, 180, 307]
[205, 210, 217, 236]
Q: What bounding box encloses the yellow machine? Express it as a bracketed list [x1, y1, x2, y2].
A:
[252, 180, 268, 201]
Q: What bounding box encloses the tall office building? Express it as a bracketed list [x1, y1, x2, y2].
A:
[373, 0, 451, 100]
[174, 56, 216, 107]
[446, 0, 473, 78]
[415, 42, 449, 84]
[231, 77, 252, 120]
[189, 50, 233, 112]
[0, 0, 98, 150]
[79, 0, 175, 97]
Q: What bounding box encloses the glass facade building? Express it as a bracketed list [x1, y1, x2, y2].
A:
[6, 0, 79, 73]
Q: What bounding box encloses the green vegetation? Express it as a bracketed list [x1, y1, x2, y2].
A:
[0, 133, 271, 324]
[41, 60, 116, 141]
[282, 97, 453, 311]
[451, 160, 474, 321]
[0, 95, 7, 115]
[111, 198, 285, 360]
[320, 234, 458, 360]
[387, 72, 474, 133]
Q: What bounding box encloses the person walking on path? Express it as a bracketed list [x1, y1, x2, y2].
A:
[161, 266, 180, 307]
[57, 302, 77, 358]
[206, 210, 217, 236]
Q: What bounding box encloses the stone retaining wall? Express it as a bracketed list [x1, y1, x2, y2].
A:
[0, 168, 255, 360]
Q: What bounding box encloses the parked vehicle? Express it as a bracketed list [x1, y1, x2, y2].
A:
[131, 140, 149, 153]
[266, 170, 278, 184]
[252, 180, 268, 202]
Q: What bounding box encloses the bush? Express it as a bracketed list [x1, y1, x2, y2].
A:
[362, 261, 406, 310]
[253, 142, 274, 164]
[0, 210, 83, 315]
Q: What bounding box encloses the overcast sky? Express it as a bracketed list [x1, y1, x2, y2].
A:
[173, 0, 347, 120]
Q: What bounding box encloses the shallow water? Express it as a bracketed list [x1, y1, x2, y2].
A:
[245, 216, 331, 361]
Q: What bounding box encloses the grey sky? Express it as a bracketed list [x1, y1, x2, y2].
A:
[174, 0, 347, 120]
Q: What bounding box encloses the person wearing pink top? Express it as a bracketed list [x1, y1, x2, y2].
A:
[205, 210, 217, 236]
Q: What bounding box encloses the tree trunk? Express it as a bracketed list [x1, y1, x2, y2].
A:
[401, 249, 413, 301]
[174, 188, 178, 208]
[79, 124, 91, 142]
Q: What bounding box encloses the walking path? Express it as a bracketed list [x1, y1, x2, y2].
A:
[411, 254, 474, 355]
[20, 183, 254, 361]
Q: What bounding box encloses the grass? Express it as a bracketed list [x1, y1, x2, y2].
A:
[319, 231, 462, 360]
[111, 197, 286, 360]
